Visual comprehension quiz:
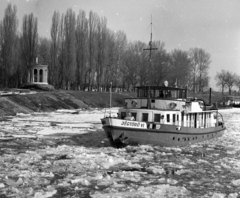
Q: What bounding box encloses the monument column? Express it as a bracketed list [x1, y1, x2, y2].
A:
[37, 69, 39, 82]
[32, 69, 34, 82]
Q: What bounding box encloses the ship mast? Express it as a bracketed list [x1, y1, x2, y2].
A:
[143, 15, 158, 109]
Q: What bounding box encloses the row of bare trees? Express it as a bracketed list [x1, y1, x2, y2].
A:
[0, 4, 38, 87]
[0, 4, 211, 92]
[215, 70, 240, 95]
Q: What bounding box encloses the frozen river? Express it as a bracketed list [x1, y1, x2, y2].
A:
[0, 108, 240, 198]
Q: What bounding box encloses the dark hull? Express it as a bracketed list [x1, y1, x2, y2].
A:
[103, 124, 225, 147]
[232, 104, 240, 108]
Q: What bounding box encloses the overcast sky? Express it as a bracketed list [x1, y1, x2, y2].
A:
[1, 0, 240, 90]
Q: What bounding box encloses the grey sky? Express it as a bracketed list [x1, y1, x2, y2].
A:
[1, 0, 240, 89]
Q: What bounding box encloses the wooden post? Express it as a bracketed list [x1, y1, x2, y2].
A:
[110, 82, 112, 116]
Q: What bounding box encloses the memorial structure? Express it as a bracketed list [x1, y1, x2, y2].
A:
[27, 58, 48, 84]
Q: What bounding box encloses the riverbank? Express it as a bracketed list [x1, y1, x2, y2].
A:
[0, 88, 227, 117]
[0, 90, 128, 116]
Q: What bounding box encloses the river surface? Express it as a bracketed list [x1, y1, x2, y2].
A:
[0, 108, 240, 198]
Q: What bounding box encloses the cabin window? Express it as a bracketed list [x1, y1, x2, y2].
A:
[159, 90, 164, 98]
[154, 114, 161, 122]
[131, 113, 137, 120]
[167, 114, 170, 123]
[173, 114, 176, 123]
[150, 90, 155, 97]
[142, 113, 148, 122]
[177, 115, 179, 121]
[193, 113, 196, 128]
[166, 90, 172, 98]
[186, 114, 188, 127]
[121, 112, 126, 119]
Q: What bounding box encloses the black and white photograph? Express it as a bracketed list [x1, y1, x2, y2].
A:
[0, 0, 240, 197]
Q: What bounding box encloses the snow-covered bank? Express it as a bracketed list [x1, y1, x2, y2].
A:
[0, 108, 240, 197]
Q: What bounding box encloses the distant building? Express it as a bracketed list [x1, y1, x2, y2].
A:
[27, 58, 48, 84]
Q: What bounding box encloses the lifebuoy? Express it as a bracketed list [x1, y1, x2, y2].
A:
[169, 102, 177, 109]
[131, 100, 137, 107]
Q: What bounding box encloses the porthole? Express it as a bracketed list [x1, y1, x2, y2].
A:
[188, 138, 190, 141]
[178, 138, 180, 141]
[193, 137, 194, 140]
[173, 137, 175, 140]
[202, 135, 204, 138]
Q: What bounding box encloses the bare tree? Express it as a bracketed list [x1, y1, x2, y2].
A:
[87, 11, 98, 91]
[64, 8, 76, 89]
[189, 48, 211, 92]
[0, 4, 18, 87]
[148, 41, 168, 86]
[50, 10, 60, 87]
[76, 10, 88, 90]
[21, 12, 38, 82]
[38, 37, 50, 65]
[225, 71, 235, 95]
[103, 29, 116, 91]
[0, 22, 2, 86]
[235, 75, 240, 95]
[121, 41, 141, 90]
[151, 51, 171, 86]
[215, 70, 227, 95]
[133, 41, 148, 86]
[112, 30, 127, 89]
[169, 49, 191, 88]
[57, 13, 65, 88]
[95, 15, 107, 91]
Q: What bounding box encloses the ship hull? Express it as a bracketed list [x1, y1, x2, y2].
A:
[101, 118, 225, 147]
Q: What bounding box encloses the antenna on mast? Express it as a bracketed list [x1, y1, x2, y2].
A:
[143, 15, 158, 109]
[150, 15, 153, 45]
[144, 15, 158, 62]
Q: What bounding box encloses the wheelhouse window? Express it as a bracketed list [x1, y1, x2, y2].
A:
[142, 113, 148, 122]
[154, 114, 161, 122]
[137, 88, 148, 97]
[136, 86, 187, 100]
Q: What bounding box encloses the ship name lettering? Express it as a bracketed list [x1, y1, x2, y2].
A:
[121, 121, 142, 127]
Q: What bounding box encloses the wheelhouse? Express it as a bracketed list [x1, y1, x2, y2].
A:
[136, 86, 187, 100]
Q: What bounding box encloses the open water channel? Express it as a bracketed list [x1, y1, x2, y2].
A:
[0, 108, 240, 197]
